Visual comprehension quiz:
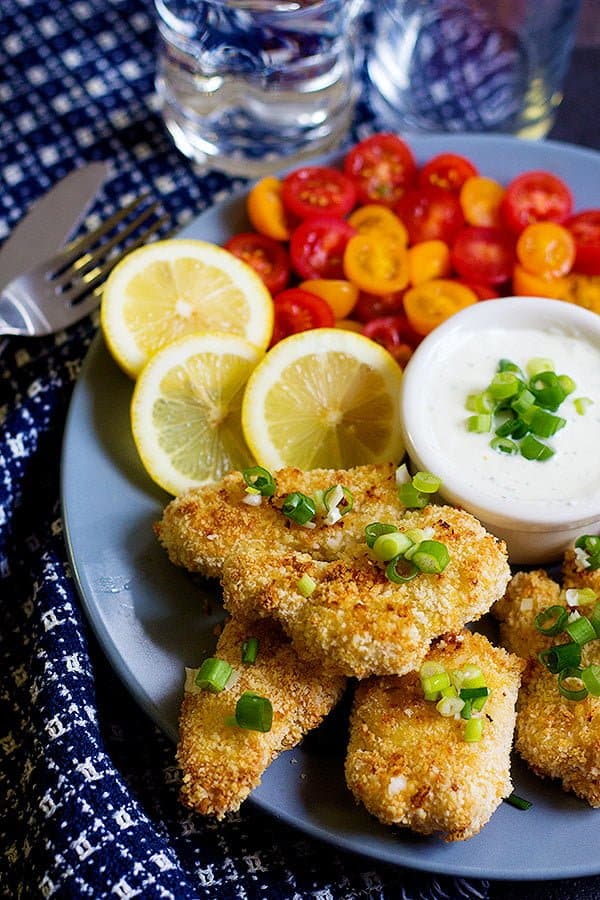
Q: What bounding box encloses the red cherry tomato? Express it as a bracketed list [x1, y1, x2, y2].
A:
[418, 153, 478, 193]
[451, 226, 516, 285]
[395, 186, 465, 245]
[270, 288, 335, 345]
[458, 281, 501, 300]
[289, 215, 356, 280]
[362, 314, 422, 364]
[281, 166, 357, 220]
[565, 210, 600, 275]
[343, 133, 417, 208]
[501, 170, 573, 234]
[353, 290, 406, 323]
[224, 232, 291, 295]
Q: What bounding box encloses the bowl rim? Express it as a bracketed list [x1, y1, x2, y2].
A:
[399, 296, 600, 532]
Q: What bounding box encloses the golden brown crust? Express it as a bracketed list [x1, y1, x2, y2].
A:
[344, 631, 523, 841]
[177, 617, 345, 818]
[563, 546, 600, 593]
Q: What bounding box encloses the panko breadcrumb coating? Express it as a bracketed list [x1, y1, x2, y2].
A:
[222, 503, 510, 677]
[563, 544, 600, 593]
[178, 616, 345, 818]
[493, 568, 600, 807]
[345, 631, 523, 841]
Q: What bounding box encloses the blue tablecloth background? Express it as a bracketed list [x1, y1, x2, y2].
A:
[1, 1, 599, 897]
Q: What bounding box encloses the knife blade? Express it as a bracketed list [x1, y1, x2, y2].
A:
[0, 161, 110, 292]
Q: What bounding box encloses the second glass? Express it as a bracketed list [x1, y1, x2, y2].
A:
[155, 0, 364, 176]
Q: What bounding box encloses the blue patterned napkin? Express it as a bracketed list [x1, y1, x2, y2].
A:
[1, 2, 599, 897]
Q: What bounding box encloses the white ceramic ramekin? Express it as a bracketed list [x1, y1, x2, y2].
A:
[399, 297, 600, 565]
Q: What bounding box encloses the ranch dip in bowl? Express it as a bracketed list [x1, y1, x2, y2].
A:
[400, 297, 600, 564]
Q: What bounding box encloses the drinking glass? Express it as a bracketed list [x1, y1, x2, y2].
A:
[154, 0, 364, 176]
[367, 0, 582, 138]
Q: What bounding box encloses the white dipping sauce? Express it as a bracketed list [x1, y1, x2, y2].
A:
[422, 325, 600, 509]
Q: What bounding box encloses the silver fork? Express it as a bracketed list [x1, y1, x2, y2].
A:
[0, 195, 169, 339]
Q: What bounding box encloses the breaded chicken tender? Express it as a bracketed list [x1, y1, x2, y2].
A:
[178, 616, 345, 818]
[563, 543, 600, 593]
[493, 569, 600, 806]
[156, 464, 402, 580]
[345, 631, 523, 841]
[222, 503, 510, 677]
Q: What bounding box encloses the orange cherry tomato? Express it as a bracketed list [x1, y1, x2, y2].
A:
[511, 263, 569, 299]
[247, 176, 292, 241]
[516, 222, 576, 278]
[347, 204, 409, 245]
[299, 278, 359, 319]
[561, 273, 600, 313]
[403, 279, 478, 336]
[343, 234, 409, 296]
[407, 239, 451, 286]
[335, 318, 364, 332]
[459, 176, 505, 228]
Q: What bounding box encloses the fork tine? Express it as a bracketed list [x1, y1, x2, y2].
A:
[64, 213, 170, 305]
[49, 194, 150, 272]
[52, 201, 160, 289]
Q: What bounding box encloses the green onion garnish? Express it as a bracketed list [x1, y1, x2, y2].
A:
[558, 373, 576, 396]
[235, 691, 273, 732]
[539, 641, 581, 674]
[195, 657, 234, 693]
[323, 484, 354, 517]
[466, 391, 493, 413]
[534, 605, 568, 636]
[499, 358, 524, 375]
[488, 371, 522, 400]
[565, 615, 597, 645]
[372, 531, 413, 562]
[459, 686, 489, 700]
[282, 491, 316, 525]
[519, 433, 554, 461]
[411, 471, 442, 493]
[591, 603, 600, 636]
[398, 482, 429, 508]
[385, 555, 418, 583]
[490, 436, 518, 455]
[241, 637, 259, 665]
[575, 534, 600, 571]
[574, 396, 593, 415]
[421, 671, 451, 695]
[529, 370, 566, 411]
[411, 540, 450, 574]
[510, 389, 536, 416]
[296, 573, 316, 597]
[557, 668, 588, 702]
[467, 414, 492, 433]
[463, 717, 483, 741]
[365, 522, 398, 548]
[582, 664, 600, 697]
[521, 406, 566, 438]
[526, 357, 554, 377]
[504, 793, 533, 810]
[242, 465, 276, 497]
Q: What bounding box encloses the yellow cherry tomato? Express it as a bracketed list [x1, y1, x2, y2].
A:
[335, 318, 364, 332]
[516, 221, 576, 278]
[247, 176, 292, 241]
[343, 234, 409, 296]
[557, 273, 600, 312]
[459, 176, 505, 228]
[299, 279, 359, 319]
[407, 239, 451, 286]
[511, 263, 569, 299]
[403, 279, 477, 336]
[347, 204, 409, 245]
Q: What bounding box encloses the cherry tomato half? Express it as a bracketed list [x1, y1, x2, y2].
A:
[516, 222, 575, 278]
[224, 232, 291, 295]
[353, 290, 406, 323]
[565, 210, 600, 276]
[458, 281, 500, 300]
[343, 133, 417, 208]
[282, 166, 356, 220]
[270, 288, 336, 346]
[343, 233, 409, 296]
[407, 239, 451, 286]
[362, 314, 422, 365]
[298, 279, 359, 319]
[511, 264, 568, 299]
[246, 176, 292, 241]
[395, 186, 465, 245]
[418, 153, 478, 193]
[459, 175, 505, 228]
[451, 226, 516, 285]
[403, 279, 477, 336]
[289, 215, 356, 280]
[501, 170, 573, 234]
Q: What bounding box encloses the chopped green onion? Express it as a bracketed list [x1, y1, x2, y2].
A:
[464, 718, 484, 742]
[411, 540, 450, 574]
[558, 374, 576, 396]
[436, 695, 465, 717]
[526, 357, 554, 377]
[529, 371, 565, 411]
[557, 668, 588, 702]
[564, 587, 598, 607]
[385, 555, 418, 583]
[242, 466, 276, 497]
[466, 391, 494, 413]
[574, 396, 593, 415]
[498, 358, 524, 375]
[460, 699, 472, 719]
[565, 615, 597, 645]
[539, 641, 581, 674]
[519, 434, 554, 461]
[459, 686, 489, 700]
[297, 573, 316, 597]
[282, 491, 316, 525]
[395, 463, 411, 484]
[372, 531, 413, 562]
[522, 406, 566, 438]
[398, 482, 429, 508]
[467, 414, 492, 433]
[534, 605, 568, 636]
[323, 483, 353, 516]
[411, 471, 442, 493]
[504, 793, 533, 810]
[590, 603, 600, 637]
[195, 658, 234, 693]
[365, 522, 398, 548]
[490, 436, 519, 455]
[488, 371, 522, 400]
[575, 534, 600, 555]
[457, 666, 485, 689]
[582, 664, 600, 697]
[422, 671, 451, 695]
[235, 691, 273, 732]
[241, 637, 259, 665]
[511, 389, 536, 416]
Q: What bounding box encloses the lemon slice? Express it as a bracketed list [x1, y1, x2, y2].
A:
[101, 239, 273, 378]
[131, 332, 263, 495]
[241, 328, 405, 470]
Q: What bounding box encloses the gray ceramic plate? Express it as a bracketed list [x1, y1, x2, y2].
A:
[62, 134, 600, 880]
